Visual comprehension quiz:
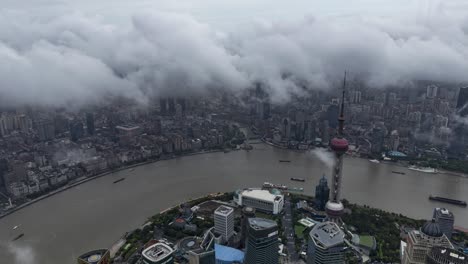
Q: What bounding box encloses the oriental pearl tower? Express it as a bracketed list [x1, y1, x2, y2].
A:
[325, 72, 349, 223]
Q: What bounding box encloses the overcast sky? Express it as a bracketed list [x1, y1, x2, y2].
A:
[1, 0, 468, 107]
[3, 0, 467, 27]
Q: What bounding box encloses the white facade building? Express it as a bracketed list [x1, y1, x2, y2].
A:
[214, 205, 234, 243]
[235, 189, 284, 215]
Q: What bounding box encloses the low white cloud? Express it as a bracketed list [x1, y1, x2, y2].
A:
[310, 148, 335, 168]
[1, 243, 36, 264]
[0, 7, 467, 107]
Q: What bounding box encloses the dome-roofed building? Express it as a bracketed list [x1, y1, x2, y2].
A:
[421, 219, 443, 238]
[402, 220, 453, 264]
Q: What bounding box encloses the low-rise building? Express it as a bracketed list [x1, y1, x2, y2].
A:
[138, 243, 174, 264]
[234, 189, 283, 214]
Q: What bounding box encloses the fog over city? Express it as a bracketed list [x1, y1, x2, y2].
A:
[0, 0, 467, 107]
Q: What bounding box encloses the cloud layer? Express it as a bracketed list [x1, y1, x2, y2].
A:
[0, 9, 467, 107]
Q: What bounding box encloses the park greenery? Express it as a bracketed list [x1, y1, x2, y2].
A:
[115, 192, 233, 262]
[342, 200, 425, 263]
[289, 193, 427, 263]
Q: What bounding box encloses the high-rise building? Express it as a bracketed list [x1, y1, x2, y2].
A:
[426, 85, 438, 99]
[36, 119, 55, 141]
[168, 98, 176, 115]
[325, 73, 349, 223]
[16, 114, 32, 133]
[70, 120, 85, 142]
[241, 207, 256, 248]
[389, 130, 400, 151]
[351, 91, 362, 104]
[315, 175, 330, 211]
[160, 98, 168, 115]
[77, 249, 110, 264]
[282, 118, 291, 140]
[244, 218, 279, 264]
[138, 243, 174, 264]
[86, 113, 95, 136]
[433, 208, 454, 239]
[456, 87, 468, 114]
[116, 125, 140, 146]
[326, 104, 339, 129]
[426, 246, 468, 264]
[307, 221, 346, 264]
[371, 127, 385, 154]
[214, 205, 234, 243]
[402, 220, 453, 264]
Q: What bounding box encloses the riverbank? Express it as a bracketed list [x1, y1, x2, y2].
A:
[0, 149, 232, 220]
[263, 138, 468, 178]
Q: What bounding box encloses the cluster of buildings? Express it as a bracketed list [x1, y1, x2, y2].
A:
[400, 207, 468, 264]
[256, 84, 468, 159]
[0, 99, 246, 209]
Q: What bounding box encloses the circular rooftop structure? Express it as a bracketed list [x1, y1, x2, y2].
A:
[325, 201, 344, 218]
[177, 236, 200, 252]
[422, 219, 443, 238]
[330, 138, 349, 152]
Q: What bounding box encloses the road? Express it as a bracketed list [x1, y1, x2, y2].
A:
[283, 196, 299, 262]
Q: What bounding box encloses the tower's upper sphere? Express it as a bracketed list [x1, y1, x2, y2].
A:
[330, 137, 349, 153]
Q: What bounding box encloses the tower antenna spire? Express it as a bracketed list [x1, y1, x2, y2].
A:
[338, 71, 347, 136]
[325, 71, 349, 224]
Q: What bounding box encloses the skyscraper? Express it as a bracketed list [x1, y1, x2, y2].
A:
[402, 220, 453, 264]
[86, 113, 95, 136]
[244, 218, 279, 264]
[433, 208, 454, 239]
[325, 73, 349, 223]
[36, 119, 55, 141]
[214, 205, 234, 243]
[160, 98, 168, 115]
[70, 120, 84, 142]
[456, 87, 468, 114]
[307, 221, 346, 264]
[426, 85, 438, 99]
[168, 98, 176, 115]
[241, 207, 256, 248]
[315, 175, 330, 211]
[389, 130, 400, 151]
[282, 118, 291, 140]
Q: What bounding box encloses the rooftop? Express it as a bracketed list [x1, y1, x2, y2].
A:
[387, 151, 407, 157]
[215, 244, 245, 262]
[248, 217, 277, 230]
[142, 243, 174, 262]
[116, 125, 140, 131]
[215, 205, 234, 216]
[310, 222, 345, 249]
[435, 208, 454, 217]
[429, 247, 468, 263]
[78, 249, 109, 264]
[241, 189, 283, 202]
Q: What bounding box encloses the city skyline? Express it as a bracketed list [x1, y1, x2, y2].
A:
[0, 1, 468, 264]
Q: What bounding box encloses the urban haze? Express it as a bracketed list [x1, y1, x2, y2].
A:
[0, 1, 467, 264]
